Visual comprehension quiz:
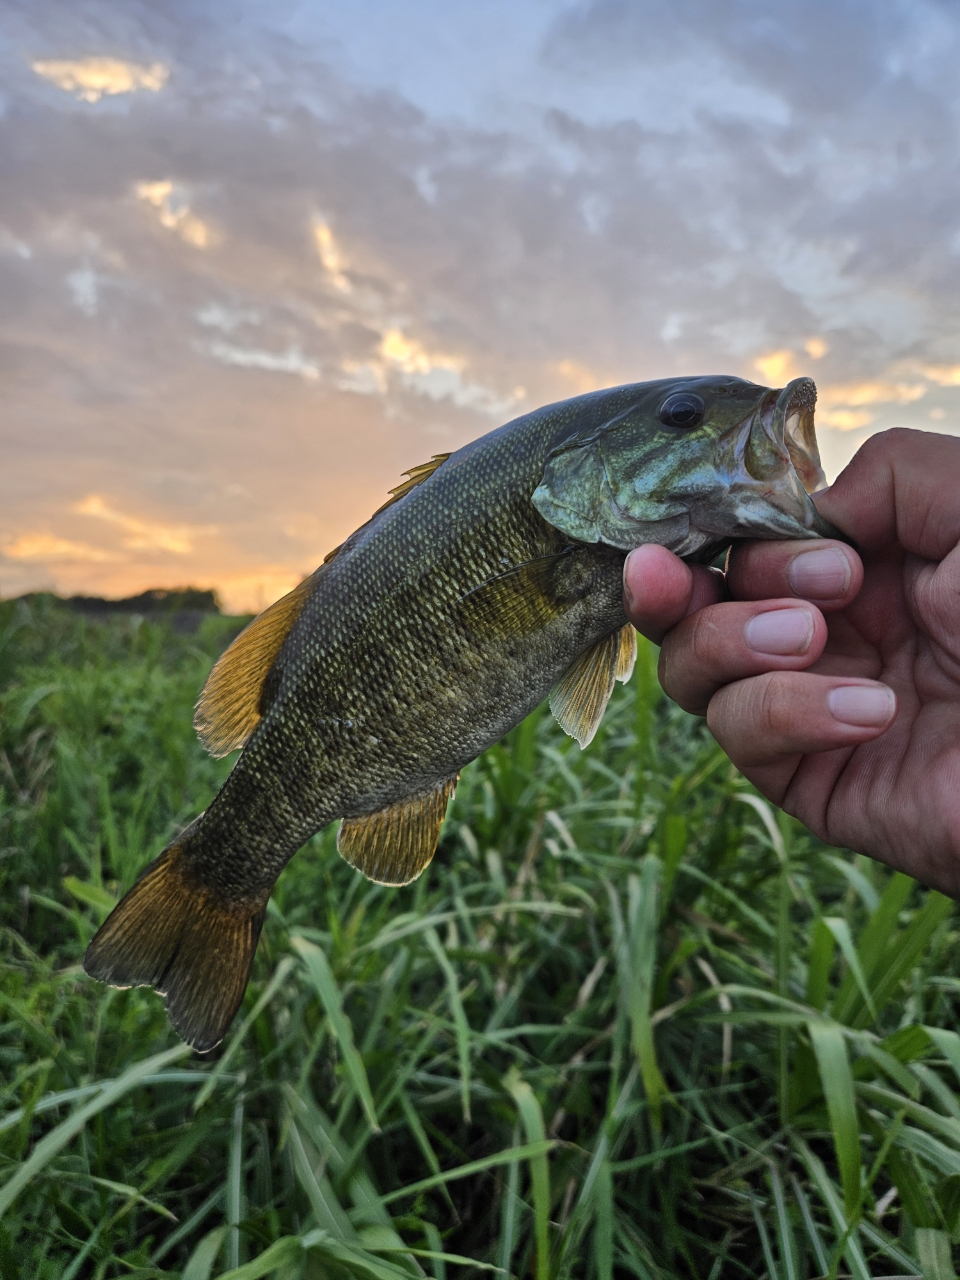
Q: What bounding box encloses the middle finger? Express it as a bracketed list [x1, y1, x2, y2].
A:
[726, 539, 863, 609]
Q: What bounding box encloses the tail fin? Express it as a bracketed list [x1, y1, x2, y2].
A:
[83, 831, 267, 1052]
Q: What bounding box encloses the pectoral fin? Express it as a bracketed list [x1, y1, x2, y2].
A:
[337, 777, 458, 886]
[550, 624, 636, 748]
[614, 623, 638, 683]
[458, 550, 576, 639]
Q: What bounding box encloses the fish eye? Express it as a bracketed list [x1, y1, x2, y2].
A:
[659, 392, 705, 429]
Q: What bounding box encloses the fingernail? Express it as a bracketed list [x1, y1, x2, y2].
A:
[788, 548, 851, 598]
[828, 684, 896, 727]
[745, 607, 814, 656]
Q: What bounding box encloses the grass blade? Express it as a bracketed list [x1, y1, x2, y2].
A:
[795, 1139, 870, 1280]
[292, 935, 379, 1132]
[0, 1043, 190, 1217]
[768, 1165, 799, 1280]
[425, 926, 473, 1123]
[498, 1124, 522, 1276]
[504, 1067, 551, 1280]
[915, 1227, 955, 1280]
[215, 1236, 303, 1280]
[808, 1020, 861, 1216]
[625, 858, 668, 1125]
[379, 1140, 557, 1206]
[183, 1227, 228, 1280]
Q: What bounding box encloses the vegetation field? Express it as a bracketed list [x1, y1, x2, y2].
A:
[2, 593, 960, 1279]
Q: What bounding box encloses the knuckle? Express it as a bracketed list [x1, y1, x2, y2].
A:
[685, 607, 722, 665]
[756, 672, 796, 736]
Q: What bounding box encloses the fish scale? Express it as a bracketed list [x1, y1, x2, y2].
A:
[84, 373, 838, 1049]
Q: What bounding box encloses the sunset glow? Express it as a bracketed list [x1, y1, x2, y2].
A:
[4, 4, 960, 613]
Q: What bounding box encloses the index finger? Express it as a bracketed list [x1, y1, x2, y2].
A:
[623, 544, 725, 644]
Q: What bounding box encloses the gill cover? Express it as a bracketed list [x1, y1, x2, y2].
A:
[532, 375, 838, 560]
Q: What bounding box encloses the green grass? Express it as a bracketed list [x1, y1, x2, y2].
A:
[2, 592, 960, 1279]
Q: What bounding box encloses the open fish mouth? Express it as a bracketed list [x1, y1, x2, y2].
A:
[765, 377, 827, 496]
[726, 374, 837, 542]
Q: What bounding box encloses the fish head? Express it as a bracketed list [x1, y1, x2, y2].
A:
[531, 374, 840, 560]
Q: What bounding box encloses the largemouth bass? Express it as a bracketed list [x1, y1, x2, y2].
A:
[85, 374, 836, 1049]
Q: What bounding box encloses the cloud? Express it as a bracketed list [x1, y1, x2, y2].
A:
[378, 329, 524, 417]
[204, 342, 320, 380]
[754, 351, 801, 385]
[312, 220, 352, 293]
[197, 303, 261, 333]
[136, 181, 213, 248]
[817, 378, 928, 429]
[31, 57, 169, 103]
[556, 360, 602, 394]
[66, 265, 99, 316]
[921, 365, 960, 387]
[75, 496, 216, 554]
[3, 533, 118, 563]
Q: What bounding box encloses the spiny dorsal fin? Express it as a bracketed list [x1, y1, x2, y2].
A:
[372, 454, 451, 516]
[320, 454, 450, 569]
[337, 777, 458, 886]
[194, 571, 319, 758]
[550, 624, 635, 749]
[83, 826, 268, 1051]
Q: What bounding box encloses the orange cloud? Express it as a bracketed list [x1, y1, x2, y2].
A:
[556, 360, 600, 394]
[815, 379, 926, 430]
[75, 495, 217, 554]
[312, 220, 351, 292]
[136, 181, 213, 248]
[921, 364, 960, 387]
[31, 57, 169, 102]
[754, 350, 801, 384]
[3, 533, 118, 563]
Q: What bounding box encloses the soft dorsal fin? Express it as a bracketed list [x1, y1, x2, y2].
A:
[194, 571, 319, 758]
[195, 454, 450, 757]
[549, 624, 637, 749]
[337, 776, 458, 886]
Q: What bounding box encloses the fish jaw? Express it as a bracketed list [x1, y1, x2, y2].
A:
[531, 375, 841, 558]
[700, 376, 838, 546]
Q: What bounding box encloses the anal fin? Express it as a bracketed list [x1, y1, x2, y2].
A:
[550, 624, 636, 749]
[337, 777, 458, 886]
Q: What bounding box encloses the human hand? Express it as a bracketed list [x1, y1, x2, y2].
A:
[622, 428, 960, 897]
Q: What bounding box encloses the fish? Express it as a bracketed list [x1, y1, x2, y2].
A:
[84, 373, 837, 1050]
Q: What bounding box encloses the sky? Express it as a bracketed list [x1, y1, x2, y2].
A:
[2, 0, 960, 612]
